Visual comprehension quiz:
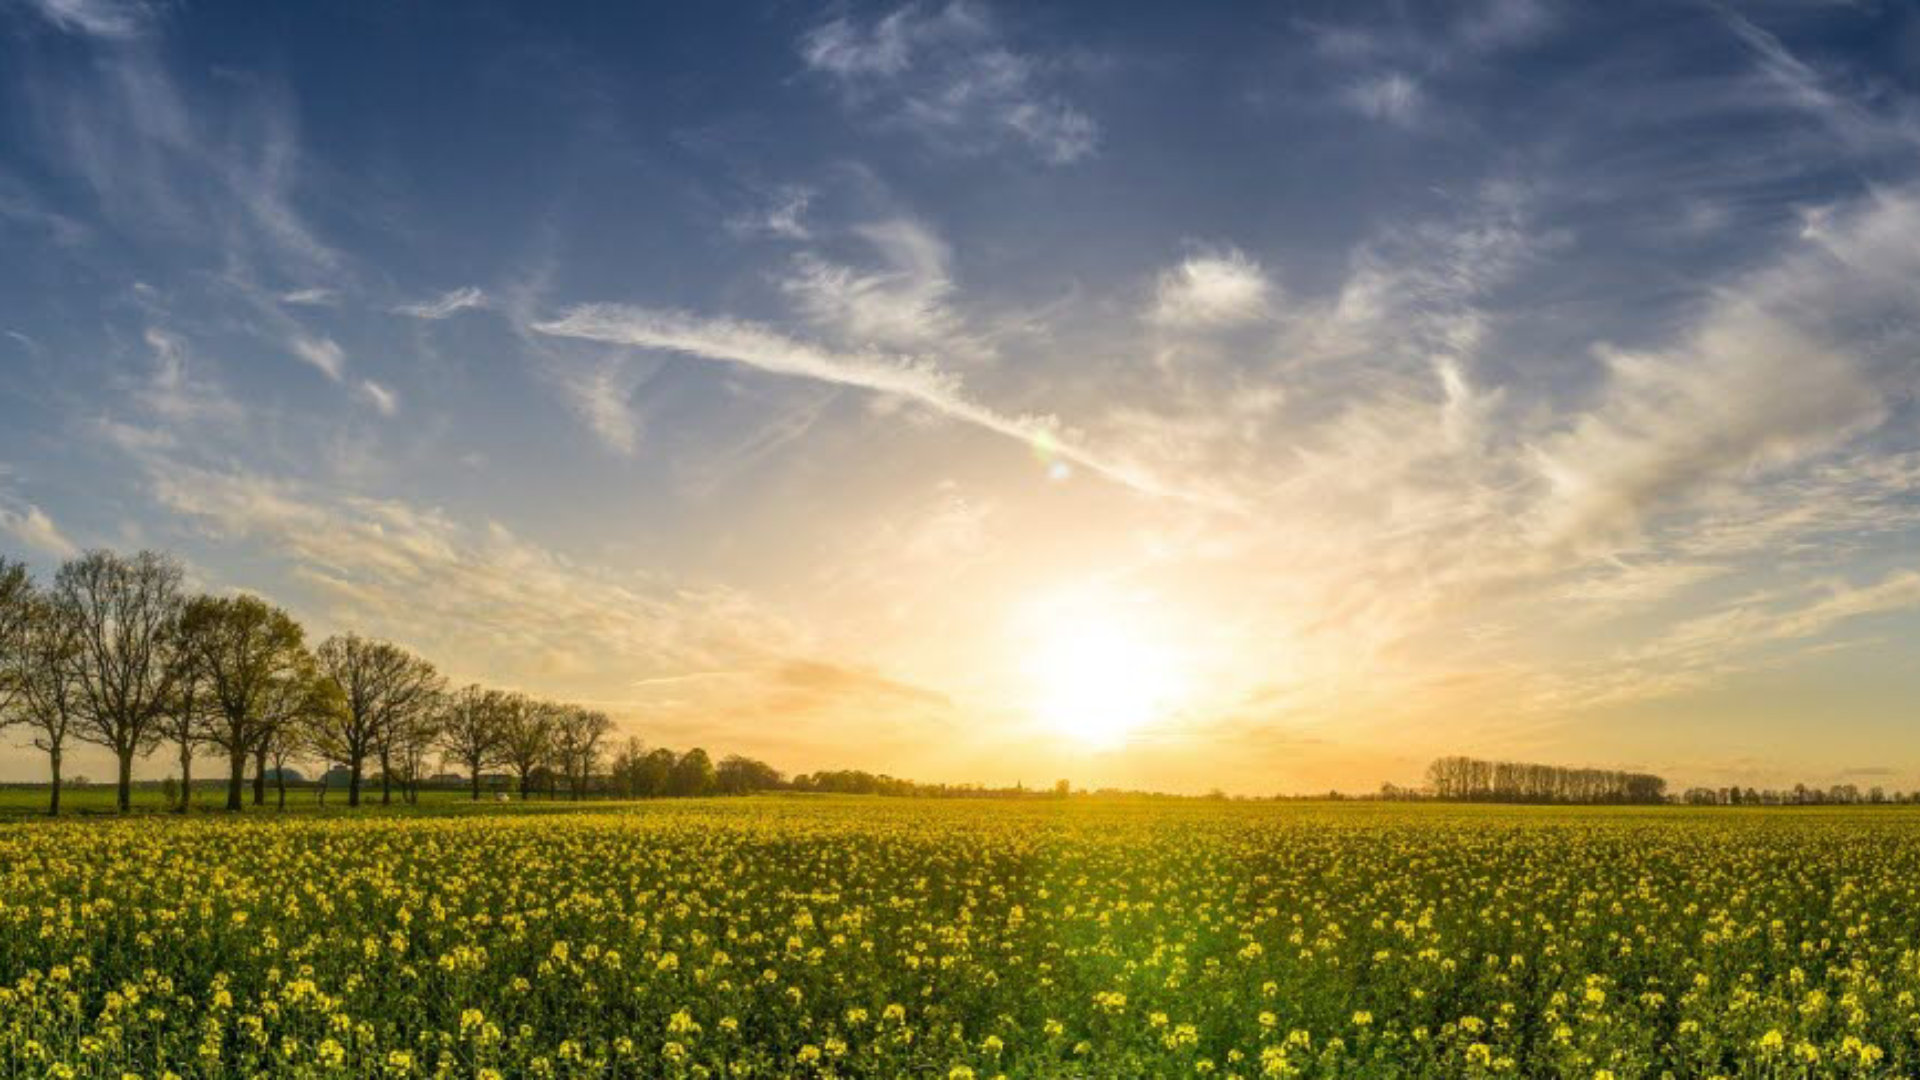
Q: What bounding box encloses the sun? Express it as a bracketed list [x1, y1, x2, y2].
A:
[1025, 606, 1187, 748]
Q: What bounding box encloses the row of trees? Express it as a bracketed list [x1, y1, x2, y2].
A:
[1423, 755, 1669, 804]
[0, 549, 786, 815]
[1680, 784, 1919, 806]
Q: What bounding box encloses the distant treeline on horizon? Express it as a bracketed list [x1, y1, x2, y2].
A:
[1372, 755, 1915, 807]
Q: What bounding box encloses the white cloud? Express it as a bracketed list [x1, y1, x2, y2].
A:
[800, 2, 1098, 164]
[358, 379, 398, 416]
[137, 328, 247, 427]
[0, 499, 79, 558]
[1345, 73, 1422, 126]
[134, 457, 804, 693]
[1545, 569, 1920, 713]
[728, 186, 815, 240]
[289, 334, 346, 381]
[1150, 249, 1272, 328]
[394, 286, 487, 320]
[783, 218, 960, 350]
[280, 287, 337, 307]
[24, 0, 153, 39]
[559, 361, 642, 456]
[1534, 188, 1920, 551]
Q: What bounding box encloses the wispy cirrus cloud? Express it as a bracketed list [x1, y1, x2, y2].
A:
[288, 333, 346, 381]
[357, 380, 398, 417]
[782, 218, 963, 351]
[134, 329, 247, 427]
[800, 1, 1098, 164]
[532, 304, 1231, 510]
[22, 0, 155, 39]
[393, 286, 487, 320]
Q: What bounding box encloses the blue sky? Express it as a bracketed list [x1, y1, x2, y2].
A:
[4, 0, 1920, 792]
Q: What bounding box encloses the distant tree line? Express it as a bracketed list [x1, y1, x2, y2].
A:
[0, 549, 790, 816]
[1422, 755, 1668, 804]
[1679, 783, 1920, 806]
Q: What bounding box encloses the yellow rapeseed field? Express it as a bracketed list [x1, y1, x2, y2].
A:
[1, 798, 1916, 1077]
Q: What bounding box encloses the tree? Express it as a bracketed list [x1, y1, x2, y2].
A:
[156, 649, 214, 813]
[256, 669, 334, 812]
[438, 684, 508, 801]
[639, 748, 677, 797]
[3, 590, 86, 816]
[0, 558, 31, 721]
[670, 747, 716, 797]
[716, 754, 783, 795]
[177, 594, 310, 812]
[606, 736, 648, 798]
[368, 654, 444, 806]
[553, 706, 613, 800]
[55, 550, 185, 813]
[312, 635, 441, 807]
[497, 694, 556, 800]
[386, 690, 443, 805]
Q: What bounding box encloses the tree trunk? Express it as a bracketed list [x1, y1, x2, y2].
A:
[48, 749, 62, 817]
[380, 751, 392, 805]
[276, 769, 287, 811]
[348, 759, 363, 807]
[470, 766, 481, 801]
[252, 744, 268, 806]
[116, 750, 133, 814]
[178, 742, 193, 813]
[226, 747, 247, 812]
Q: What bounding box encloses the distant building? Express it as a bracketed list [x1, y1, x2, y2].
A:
[262, 767, 306, 783]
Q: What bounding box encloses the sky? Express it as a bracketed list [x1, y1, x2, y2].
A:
[3, 0, 1920, 794]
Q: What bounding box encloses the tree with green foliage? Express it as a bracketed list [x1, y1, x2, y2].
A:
[177, 594, 312, 812]
[671, 747, 716, 797]
[716, 754, 784, 795]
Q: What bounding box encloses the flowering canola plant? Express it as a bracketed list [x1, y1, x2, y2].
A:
[1, 798, 1917, 1077]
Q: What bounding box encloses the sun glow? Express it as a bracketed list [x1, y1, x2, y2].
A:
[1024, 600, 1188, 748]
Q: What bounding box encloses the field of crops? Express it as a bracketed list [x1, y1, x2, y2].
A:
[2, 798, 1917, 1078]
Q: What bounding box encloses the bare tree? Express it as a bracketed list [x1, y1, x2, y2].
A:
[312, 634, 441, 807]
[177, 594, 310, 812]
[0, 558, 30, 721]
[156, 653, 214, 813]
[553, 705, 613, 800]
[377, 662, 441, 806]
[55, 550, 185, 813]
[437, 684, 506, 801]
[607, 736, 648, 798]
[497, 694, 555, 800]
[388, 691, 444, 804]
[3, 589, 86, 816]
